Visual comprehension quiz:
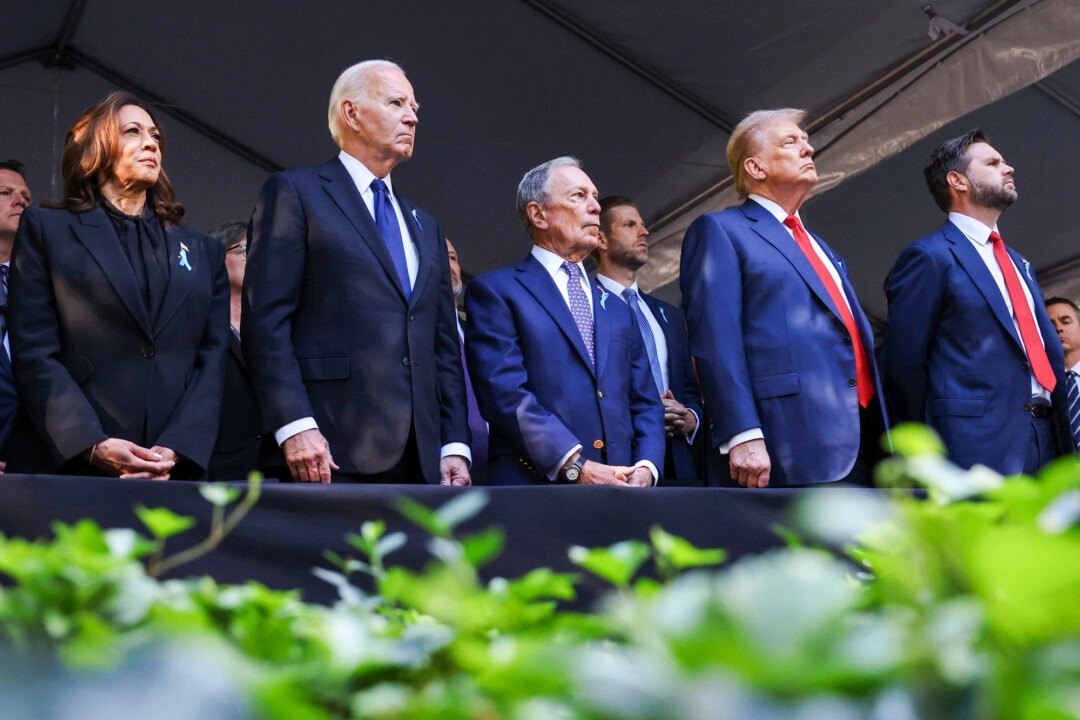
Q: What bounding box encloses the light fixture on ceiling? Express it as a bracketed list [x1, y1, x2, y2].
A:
[923, 3, 968, 40]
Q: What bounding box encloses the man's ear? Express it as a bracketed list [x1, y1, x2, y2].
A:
[340, 100, 362, 132]
[946, 169, 968, 194]
[526, 202, 547, 230]
[744, 156, 766, 182]
[596, 231, 610, 252]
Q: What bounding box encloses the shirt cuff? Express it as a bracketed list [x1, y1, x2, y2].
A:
[275, 417, 319, 446]
[440, 442, 472, 466]
[634, 460, 660, 486]
[548, 444, 583, 482]
[719, 428, 763, 455]
[684, 409, 700, 446]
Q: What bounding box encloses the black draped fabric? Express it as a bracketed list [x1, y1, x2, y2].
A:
[100, 198, 169, 321]
[0, 475, 878, 607]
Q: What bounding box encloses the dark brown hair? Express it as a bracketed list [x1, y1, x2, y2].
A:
[56, 90, 184, 225]
[923, 128, 988, 214]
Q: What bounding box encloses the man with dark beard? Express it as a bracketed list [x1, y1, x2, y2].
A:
[884, 129, 1072, 475]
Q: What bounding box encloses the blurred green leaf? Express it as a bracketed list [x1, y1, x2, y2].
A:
[650, 526, 725, 580]
[198, 483, 240, 507]
[134, 506, 195, 540]
[568, 540, 650, 588]
[460, 528, 503, 568]
[435, 490, 490, 531]
[889, 423, 947, 458]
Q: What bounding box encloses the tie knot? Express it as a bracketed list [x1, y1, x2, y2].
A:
[622, 287, 639, 303]
[562, 261, 581, 279]
[783, 215, 802, 231]
[989, 231, 1003, 245]
[370, 178, 389, 197]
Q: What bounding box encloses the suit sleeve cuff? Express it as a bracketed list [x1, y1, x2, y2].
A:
[719, 428, 763, 455]
[548, 444, 583, 482]
[634, 460, 660, 486]
[440, 443, 472, 465]
[684, 409, 700, 446]
[274, 417, 318, 446]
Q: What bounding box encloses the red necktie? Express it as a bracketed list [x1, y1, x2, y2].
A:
[784, 215, 873, 408]
[989, 231, 1056, 392]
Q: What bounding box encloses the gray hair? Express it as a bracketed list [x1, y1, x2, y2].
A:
[515, 156, 582, 231]
[327, 59, 406, 145]
[208, 220, 248, 251]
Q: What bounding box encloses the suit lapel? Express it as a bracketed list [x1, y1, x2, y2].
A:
[153, 225, 199, 334]
[516, 255, 595, 376]
[592, 282, 610, 378]
[741, 201, 846, 325]
[320, 159, 409, 302]
[70, 206, 150, 333]
[398, 192, 429, 308]
[944, 221, 1024, 352]
[641, 292, 677, 353]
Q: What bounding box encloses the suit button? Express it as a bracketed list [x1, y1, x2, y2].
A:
[848, 378, 857, 387]
[408, 315, 415, 321]
[142, 345, 155, 359]
[842, 336, 852, 346]
[597, 390, 604, 399]
[593, 440, 604, 449]
[401, 356, 410, 367]
[1020, 362, 1030, 371]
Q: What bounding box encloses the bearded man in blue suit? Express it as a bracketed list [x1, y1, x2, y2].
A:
[464, 157, 664, 486]
[680, 109, 889, 488]
[884, 129, 1072, 474]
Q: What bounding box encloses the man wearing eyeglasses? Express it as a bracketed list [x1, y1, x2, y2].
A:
[207, 220, 262, 480]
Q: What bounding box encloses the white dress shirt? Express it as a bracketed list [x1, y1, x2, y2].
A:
[948, 211, 1049, 403]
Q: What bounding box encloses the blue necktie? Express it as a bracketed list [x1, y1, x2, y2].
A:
[562, 261, 594, 366]
[1067, 370, 1080, 447]
[623, 288, 665, 395]
[369, 178, 412, 300]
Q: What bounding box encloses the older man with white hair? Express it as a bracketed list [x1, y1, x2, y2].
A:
[244, 59, 470, 485]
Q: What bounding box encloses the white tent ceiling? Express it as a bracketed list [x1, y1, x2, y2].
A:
[3, 0, 1079, 327]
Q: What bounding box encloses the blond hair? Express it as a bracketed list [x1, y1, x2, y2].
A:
[726, 108, 807, 198]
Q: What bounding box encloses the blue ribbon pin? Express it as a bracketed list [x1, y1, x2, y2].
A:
[600, 290, 609, 310]
[177, 242, 193, 272]
[658, 306, 669, 324]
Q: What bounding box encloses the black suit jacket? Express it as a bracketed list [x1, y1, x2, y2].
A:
[639, 292, 705, 485]
[242, 158, 468, 483]
[208, 329, 263, 480]
[0, 336, 15, 460]
[8, 205, 229, 475]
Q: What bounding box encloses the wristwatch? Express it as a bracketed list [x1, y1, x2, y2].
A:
[561, 457, 585, 483]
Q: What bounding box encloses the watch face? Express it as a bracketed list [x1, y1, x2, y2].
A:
[564, 466, 581, 482]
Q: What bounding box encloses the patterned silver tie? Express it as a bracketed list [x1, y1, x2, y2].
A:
[562, 261, 594, 366]
[623, 288, 665, 395]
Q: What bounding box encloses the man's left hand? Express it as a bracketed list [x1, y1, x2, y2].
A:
[440, 455, 472, 486]
[662, 390, 697, 437]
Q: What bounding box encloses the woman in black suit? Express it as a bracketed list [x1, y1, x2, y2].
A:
[8, 90, 228, 479]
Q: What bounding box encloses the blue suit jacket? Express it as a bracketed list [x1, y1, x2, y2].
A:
[679, 199, 888, 486]
[0, 338, 16, 459]
[638, 292, 704, 485]
[883, 220, 1072, 474]
[243, 158, 468, 483]
[464, 253, 665, 485]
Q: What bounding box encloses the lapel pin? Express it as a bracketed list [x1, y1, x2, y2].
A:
[410, 208, 423, 231]
[658, 306, 669, 324]
[600, 290, 609, 310]
[177, 242, 193, 272]
[1023, 259, 1033, 281]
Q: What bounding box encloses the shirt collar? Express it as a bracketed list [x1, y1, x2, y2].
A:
[531, 245, 585, 279]
[596, 273, 638, 298]
[749, 194, 799, 225]
[948, 211, 998, 246]
[338, 150, 394, 195]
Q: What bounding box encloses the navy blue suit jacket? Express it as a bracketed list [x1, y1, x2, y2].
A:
[0, 336, 15, 459]
[242, 158, 468, 483]
[679, 199, 888, 486]
[883, 220, 1072, 474]
[638, 292, 704, 485]
[464, 253, 665, 485]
